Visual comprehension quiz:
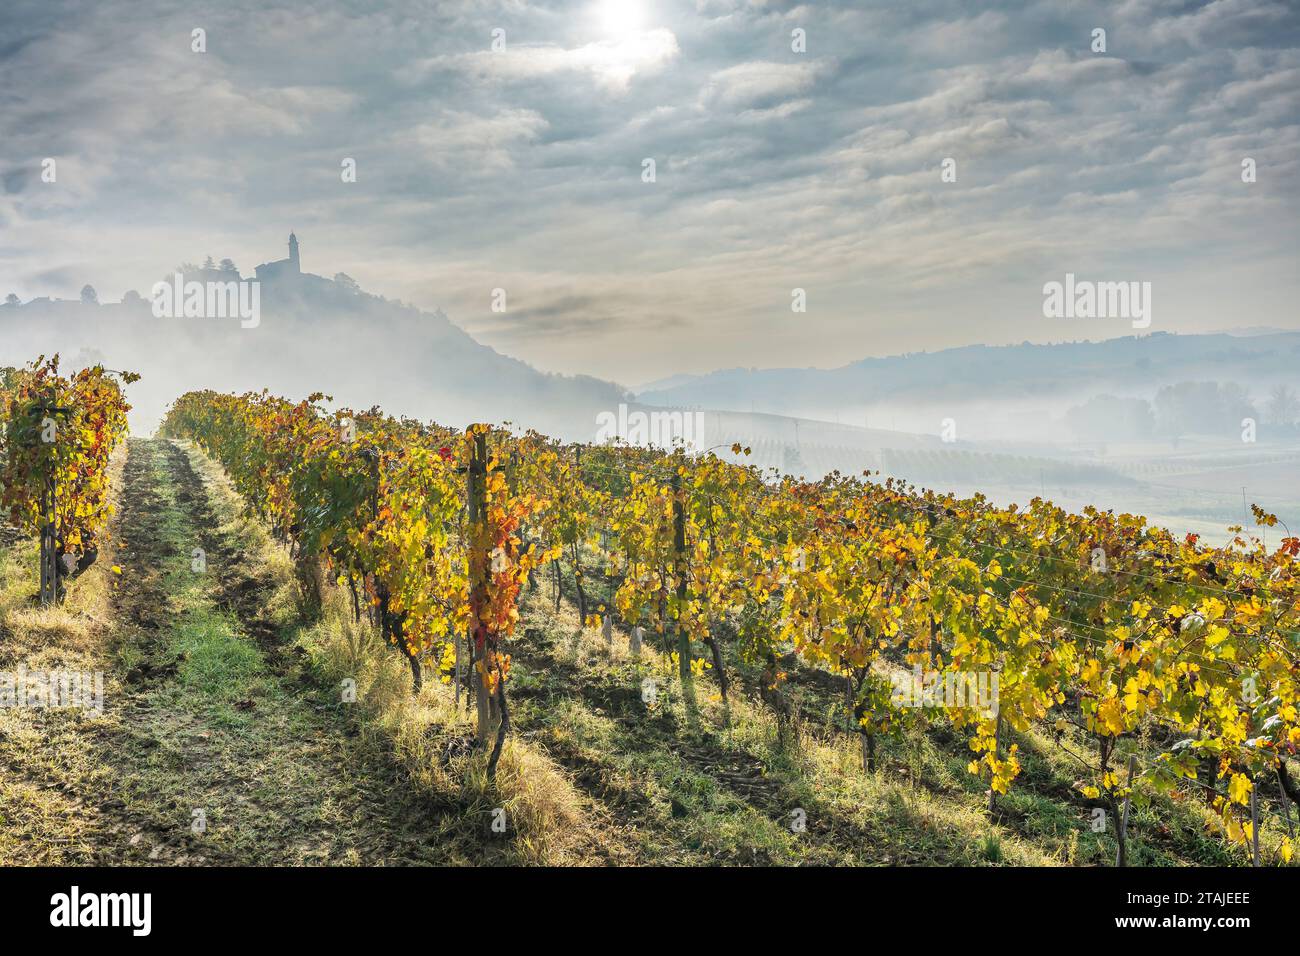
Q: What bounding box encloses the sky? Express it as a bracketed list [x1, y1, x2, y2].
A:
[1, 0, 1297, 389]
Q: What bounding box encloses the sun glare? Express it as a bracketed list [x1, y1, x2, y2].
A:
[597, 0, 646, 38]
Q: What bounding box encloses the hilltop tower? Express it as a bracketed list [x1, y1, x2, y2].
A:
[254, 233, 303, 282]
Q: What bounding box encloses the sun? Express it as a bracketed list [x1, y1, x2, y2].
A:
[596, 0, 646, 38]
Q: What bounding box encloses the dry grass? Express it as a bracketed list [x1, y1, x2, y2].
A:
[0, 450, 126, 864]
[185, 442, 602, 864]
[292, 597, 600, 864]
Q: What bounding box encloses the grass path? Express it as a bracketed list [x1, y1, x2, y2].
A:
[3, 438, 463, 864]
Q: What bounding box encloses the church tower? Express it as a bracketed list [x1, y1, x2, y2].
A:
[254, 232, 305, 282]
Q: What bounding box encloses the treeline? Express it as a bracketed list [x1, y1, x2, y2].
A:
[1066, 382, 1300, 442]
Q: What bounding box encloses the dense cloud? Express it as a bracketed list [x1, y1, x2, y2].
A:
[0, 0, 1296, 388]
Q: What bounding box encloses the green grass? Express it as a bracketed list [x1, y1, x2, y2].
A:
[172, 609, 264, 699]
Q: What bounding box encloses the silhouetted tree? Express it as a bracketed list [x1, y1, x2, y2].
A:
[4, 293, 18, 306]
[80, 284, 98, 305]
[1065, 395, 1154, 442]
[1154, 381, 1256, 439]
[219, 258, 238, 273]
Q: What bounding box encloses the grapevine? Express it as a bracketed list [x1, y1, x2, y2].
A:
[160, 387, 1300, 859]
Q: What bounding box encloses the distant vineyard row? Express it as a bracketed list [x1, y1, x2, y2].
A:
[738, 438, 1133, 487]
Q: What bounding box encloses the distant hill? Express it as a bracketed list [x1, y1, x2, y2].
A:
[6, 248, 1298, 448]
[1206, 326, 1294, 337]
[0, 264, 628, 438]
[637, 332, 1300, 420]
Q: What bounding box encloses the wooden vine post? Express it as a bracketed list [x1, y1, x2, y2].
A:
[571, 444, 588, 625]
[1115, 753, 1137, 867]
[34, 400, 65, 607]
[987, 714, 1003, 812]
[671, 471, 696, 712]
[467, 427, 496, 745]
[38, 471, 56, 606]
[1250, 787, 1260, 867]
[1280, 774, 1295, 839]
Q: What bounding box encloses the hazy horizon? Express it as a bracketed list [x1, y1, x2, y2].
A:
[9, 243, 1295, 391]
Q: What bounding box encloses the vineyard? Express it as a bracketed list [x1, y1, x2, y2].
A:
[0, 357, 135, 604]
[2, 370, 1298, 866]
[148, 386, 1300, 866]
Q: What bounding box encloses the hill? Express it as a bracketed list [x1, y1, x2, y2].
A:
[638, 332, 1300, 424]
[0, 267, 628, 438]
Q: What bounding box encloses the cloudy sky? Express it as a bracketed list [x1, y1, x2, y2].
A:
[1, 0, 1297, 387]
